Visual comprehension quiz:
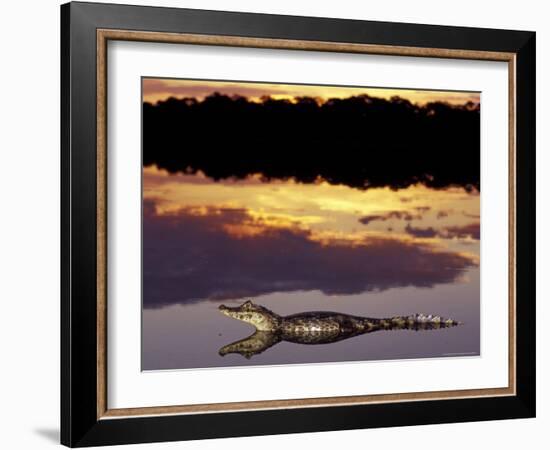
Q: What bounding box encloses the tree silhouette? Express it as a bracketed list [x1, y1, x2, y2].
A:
[143, 93, 480, 191]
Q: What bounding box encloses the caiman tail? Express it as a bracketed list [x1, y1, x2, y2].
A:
[362, 313, 461, 331]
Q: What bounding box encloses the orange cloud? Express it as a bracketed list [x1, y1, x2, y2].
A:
[143, 203, 478, 307]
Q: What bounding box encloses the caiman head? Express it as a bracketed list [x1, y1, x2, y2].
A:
[218, 300, 281, 331]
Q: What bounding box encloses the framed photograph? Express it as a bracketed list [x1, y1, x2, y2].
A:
[61, 1, 535, 447]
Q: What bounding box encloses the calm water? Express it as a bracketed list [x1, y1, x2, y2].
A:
[142, 168, 480, 370]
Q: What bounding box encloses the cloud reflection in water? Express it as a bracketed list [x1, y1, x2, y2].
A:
[143, 194, 478, 308]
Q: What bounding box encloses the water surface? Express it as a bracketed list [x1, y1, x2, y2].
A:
[142, 168, 480, 370]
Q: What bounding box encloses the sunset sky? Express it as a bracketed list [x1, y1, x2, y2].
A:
[142, 78, 480, 105]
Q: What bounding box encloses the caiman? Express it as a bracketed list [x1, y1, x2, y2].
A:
[218, 300, 461, 358]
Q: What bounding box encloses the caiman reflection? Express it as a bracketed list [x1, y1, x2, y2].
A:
[218, 301, 461, 359]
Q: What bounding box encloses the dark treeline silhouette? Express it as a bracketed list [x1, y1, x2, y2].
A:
[143, 93, 480, 191]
